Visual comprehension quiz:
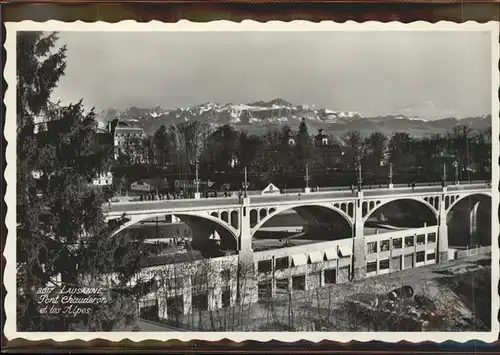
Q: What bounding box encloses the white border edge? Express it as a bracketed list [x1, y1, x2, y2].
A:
[3, 19, 499, 344]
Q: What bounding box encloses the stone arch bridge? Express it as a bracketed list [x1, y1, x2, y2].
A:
[103, 183, 491, 278]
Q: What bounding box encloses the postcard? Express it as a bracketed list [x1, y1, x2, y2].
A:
[4, 20, 499, 343]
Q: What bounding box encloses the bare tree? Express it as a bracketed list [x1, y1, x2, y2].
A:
[341, 130, 364, 171]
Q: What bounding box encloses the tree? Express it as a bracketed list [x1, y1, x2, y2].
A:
[388, 132, 415, 172]
[16, 32, 148, 331]
[363, 132, 387, 173]
[169, 121, 207, 179]
[474, 127, 492, 174]
[205, 124, 239, 172]
[341, 130, 364, 171]
[295, 118, 312, 164]
[236, 131, 262, 170]
[259, 128, 283, 174]
[447, 125, 475, 178]
[153, 125, 171, 169]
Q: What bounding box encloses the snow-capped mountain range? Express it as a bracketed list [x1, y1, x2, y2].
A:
[97, 98, 491, 137]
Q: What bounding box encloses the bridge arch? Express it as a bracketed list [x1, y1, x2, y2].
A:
[107, 211, 239, 254]
[445, 192, 491, 213]
[362, 197, 438, 227]
[250, 203, 354, 239]
[446, 192, 492, 248]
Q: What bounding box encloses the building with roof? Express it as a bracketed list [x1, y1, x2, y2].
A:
[312, 129, 343, 168]
[131, 178, 170, 193]
[313, 129, 329, 146]
[110, 121, 147, 162]
[92, 172, 113, 186]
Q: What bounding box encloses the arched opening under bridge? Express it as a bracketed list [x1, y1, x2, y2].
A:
[111, 213, 238, 264]
[251, 204, 352, 252]
[364, 198, 437, 235]
[447, 193, 491, 249]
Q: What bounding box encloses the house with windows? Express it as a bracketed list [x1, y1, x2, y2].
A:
[110, 121, 147, 161]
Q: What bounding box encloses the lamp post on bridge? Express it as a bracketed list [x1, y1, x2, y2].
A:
[356, 159, 363, 192]
[441, 162, 447, 188]
[194, 161, 201, 199]
[389, 162, 394, 189]
[243, 166, 249, 198]
[453, 160, 459, 186]
[304, 163, 311, 193]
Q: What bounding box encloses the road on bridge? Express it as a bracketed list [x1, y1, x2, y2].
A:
[103, 181, 489, 215]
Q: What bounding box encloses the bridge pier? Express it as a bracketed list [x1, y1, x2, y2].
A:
[438, 194, 449, 263]
[353, 191, 366, 280]
[237, 198, 257, 304]
[239, 198, 253, 257]
[469, 201, 481, 246]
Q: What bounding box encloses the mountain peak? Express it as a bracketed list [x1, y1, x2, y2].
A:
[266, 98, 293, 107]
[248, 98, 292, 108]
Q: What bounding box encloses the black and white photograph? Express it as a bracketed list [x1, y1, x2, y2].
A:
[4, 21, 499, 341]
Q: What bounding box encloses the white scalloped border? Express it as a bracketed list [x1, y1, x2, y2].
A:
[4, 20, 500, 344]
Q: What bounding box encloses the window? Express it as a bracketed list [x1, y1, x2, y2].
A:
[427, 252, 436, 261]
[276, 278, 289, 290]
[221, 288, 231, 308]
[258, 282, 272, 302]
[220, 270, 231, 283]
[392, 238, 402, 249]
[428, 233, 436, 243]
[167, 296, 183, 318]
[405, 236, 414, 247]
[167, 277, 184, 290]
[380, 240, 390, 252]
[379, 259, 389, 270]
[275, 257, 289, 270]
[367, 242, 377, 254]
[367, 261, 377, 273]
[192, 292, 208, 312]
[417, 234, 426, 245]
[292, 275, 306, 291]
[324, 269, 337, 284]
[416, 251, 425, 263]
[258, 260, 272, 273]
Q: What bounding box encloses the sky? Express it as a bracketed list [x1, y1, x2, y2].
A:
[50, 30, 492, 119]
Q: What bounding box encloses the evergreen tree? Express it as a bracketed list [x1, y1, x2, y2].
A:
[295, 118, 312, 165]
[16, 31, 149, 331]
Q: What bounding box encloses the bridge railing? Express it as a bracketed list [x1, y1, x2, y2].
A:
[105, 181, 490, 207]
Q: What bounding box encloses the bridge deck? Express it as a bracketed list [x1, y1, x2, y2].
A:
[103, 183, 490, 216]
